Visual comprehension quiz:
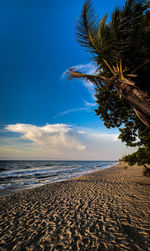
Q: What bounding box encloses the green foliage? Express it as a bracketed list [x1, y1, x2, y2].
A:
[122, 147, 150, 165]
[75, 0, 150, 87]
[93, 0, 150, 165]
[68, 0, 150, 165]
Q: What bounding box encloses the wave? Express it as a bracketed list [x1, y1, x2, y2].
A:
[0, 160, 117, 197]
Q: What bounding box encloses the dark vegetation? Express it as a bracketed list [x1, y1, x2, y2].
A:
[67, 0, 150, 170]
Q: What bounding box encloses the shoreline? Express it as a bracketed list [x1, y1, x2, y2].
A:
[0, 161, 118, 199]
[0, 162, 150, 250]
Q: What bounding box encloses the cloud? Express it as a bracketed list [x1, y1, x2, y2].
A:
[0, 123, 137, 160]
[59, 63, 98, 119]
[54, 107, 89, 118]
[54, 102, 97, 118]
[84, 100, 97, 107]
[62, 63, 97, 99]
[91, 132, 119, 142]
[5, 123, 85, 152]
[62, 63, 96, 79]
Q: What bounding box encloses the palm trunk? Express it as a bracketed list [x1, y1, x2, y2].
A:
[67, 68, 150, 128]
[143, 164, 150, 176]
[114, 78, 150, 128]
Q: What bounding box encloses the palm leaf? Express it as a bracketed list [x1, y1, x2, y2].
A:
[76, 0, 100, 55]
[98, 14, 108, 47]
[67, 67, 102, 87]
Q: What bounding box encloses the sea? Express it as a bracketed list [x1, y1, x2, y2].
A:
[0, 160, 117, 197]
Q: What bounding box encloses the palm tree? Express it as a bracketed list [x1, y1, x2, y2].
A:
[67, 0, 150, 128]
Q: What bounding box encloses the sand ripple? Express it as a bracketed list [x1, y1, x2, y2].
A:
[0, 163, 150, 250]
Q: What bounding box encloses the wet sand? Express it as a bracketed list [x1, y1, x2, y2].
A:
[0, 162, 150, 250]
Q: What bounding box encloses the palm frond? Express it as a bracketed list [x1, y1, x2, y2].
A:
[67, 67, 101, 85]
[76, 0, 100, 55]
[98, 14, 108, 47]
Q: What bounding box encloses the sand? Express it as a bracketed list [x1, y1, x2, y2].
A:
[0, 162, 150, 251]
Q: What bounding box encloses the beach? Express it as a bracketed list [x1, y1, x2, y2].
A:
[0, 162, 150, 250]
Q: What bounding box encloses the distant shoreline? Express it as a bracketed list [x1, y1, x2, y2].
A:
[0, 159, 118, 161]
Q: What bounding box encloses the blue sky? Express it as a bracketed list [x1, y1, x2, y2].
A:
[0, 0, 136, 160]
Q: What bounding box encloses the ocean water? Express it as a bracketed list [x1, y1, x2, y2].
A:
[0, 160, 117, 197]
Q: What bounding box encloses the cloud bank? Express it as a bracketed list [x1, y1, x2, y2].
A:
[0, 123, 137, 160]
[5, 123, 85, 152]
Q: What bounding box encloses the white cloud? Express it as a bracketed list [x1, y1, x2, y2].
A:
[59, 63, 98, 119]
[54, 107, 89, 118]
[63, 63, 97, 99]
[0, 123, 137, 160]
[84, 100, 97, 107]
[5, 123, 85, 152]
[91, 132, 119, 141]
[62, 63, 96, 79]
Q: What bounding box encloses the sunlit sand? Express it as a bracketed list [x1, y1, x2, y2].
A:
[0, 163, 150, 250]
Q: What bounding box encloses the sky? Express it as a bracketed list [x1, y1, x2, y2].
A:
[0, 0, 137, 160]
